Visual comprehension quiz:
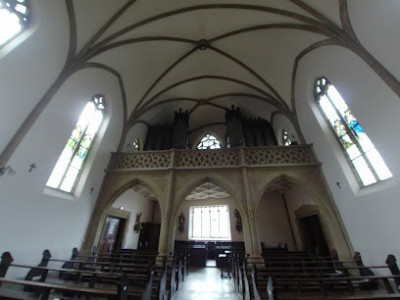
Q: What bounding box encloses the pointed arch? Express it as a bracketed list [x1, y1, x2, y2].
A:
[81, 174, 166, 253]
[255, 173, 353, 259]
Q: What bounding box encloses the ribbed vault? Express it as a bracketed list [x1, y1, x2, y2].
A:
[1, 0, 400, 166]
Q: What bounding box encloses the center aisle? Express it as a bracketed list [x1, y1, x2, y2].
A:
[173, 262, 242, 300]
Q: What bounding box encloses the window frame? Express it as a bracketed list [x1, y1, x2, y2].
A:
[46, 94, 106, 193]
[0, 0, 30, 48]
[314, 77, 392, 187]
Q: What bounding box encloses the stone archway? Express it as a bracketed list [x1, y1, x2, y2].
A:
[81, 172, 167, 254]
[161, 172, 254, 256]
[254, 174, 354, 260]
[173, 181, 244, 242]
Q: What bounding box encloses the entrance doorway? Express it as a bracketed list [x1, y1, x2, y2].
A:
[99, 216, 126, 255]
[299, 214, 330, 256]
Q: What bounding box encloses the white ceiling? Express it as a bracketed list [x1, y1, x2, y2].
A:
[58, 1, 355, 134]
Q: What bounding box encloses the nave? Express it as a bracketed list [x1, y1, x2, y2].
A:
[173, 260, 241, 300]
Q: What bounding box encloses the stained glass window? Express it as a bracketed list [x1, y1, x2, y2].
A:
[47, 95, 105, 192]
[0, 0, 30, 46]
[197, 134, 222, 149]
[282, 130, 291, 146]
[190, 205, 231, 240]
[315, 77, 392, 186]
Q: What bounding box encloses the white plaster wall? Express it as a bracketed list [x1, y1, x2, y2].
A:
[0, 0, 125, 275]
[295, 43, 400, 265]
[349, 0, 400, 80]
[256, 192, 295, 250]
[174, 197, 244, 242]
[0, 0, 68, 154]
[112, 189, 158, 249]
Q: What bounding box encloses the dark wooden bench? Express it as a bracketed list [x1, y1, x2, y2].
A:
[0, 250, 157, 300]
[0, 277, 122, 299]
[250, 253, 400, 300]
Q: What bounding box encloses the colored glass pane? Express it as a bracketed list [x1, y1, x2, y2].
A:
[332, 119, 347, 137]
[339, 134, 354, 150]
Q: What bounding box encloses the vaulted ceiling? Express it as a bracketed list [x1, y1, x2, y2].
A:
[53, 0, 379, 148]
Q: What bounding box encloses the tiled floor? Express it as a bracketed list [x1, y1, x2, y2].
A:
[173, 262, 241, 300]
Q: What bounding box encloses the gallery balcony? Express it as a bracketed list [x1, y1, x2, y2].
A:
[108, 144, 319, 171]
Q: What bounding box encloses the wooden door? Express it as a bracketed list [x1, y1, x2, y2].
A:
[299, 215, 330, 256]
[99, 216, 124, 255]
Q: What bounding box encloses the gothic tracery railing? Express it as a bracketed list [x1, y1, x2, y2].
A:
[110, 145, 318, 171]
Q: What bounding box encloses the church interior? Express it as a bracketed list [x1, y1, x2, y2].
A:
[1, 0, 400, 299]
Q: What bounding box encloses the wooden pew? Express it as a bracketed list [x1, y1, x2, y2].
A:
[23, 249, 52, 291]
[230, 251, 251, 300]
[0, 277, 123, 299]
[0, 251, 157, 300]
[64, 248, 167, 300]
[262, 251, 343, 270]
[250, 253, 400, 300]
[0, 251, 125, 299]
[0, 248, 183, 300]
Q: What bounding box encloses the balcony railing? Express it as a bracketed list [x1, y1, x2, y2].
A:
[109, 145, 318, 171]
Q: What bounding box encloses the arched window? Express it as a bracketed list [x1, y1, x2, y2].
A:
[315, 77, 392, 186]
[197, 134, 222, 149]
[0, 0, 30, 46]
[47, 95, 106, 192]
[282, 129, 291, 146]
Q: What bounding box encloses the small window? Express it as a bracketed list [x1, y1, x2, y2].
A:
[46, 95, 106, 193]
[315, 77, 392, 186]
[282, 130, 291, 146]
[197, 134, 222, 149]
[0, 0, 30, 46]
[189, 205, 231, 240]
